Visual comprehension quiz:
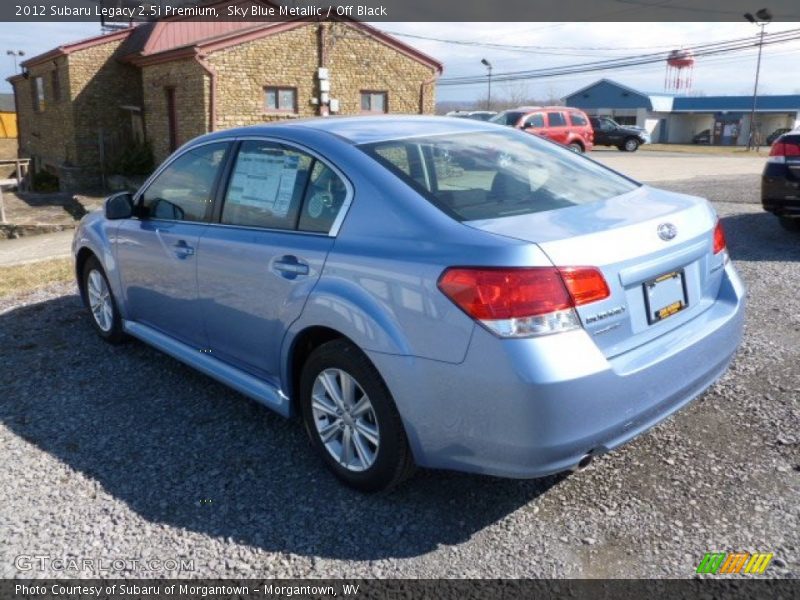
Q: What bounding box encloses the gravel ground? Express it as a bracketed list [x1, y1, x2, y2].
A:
[0, 173, 797, 579]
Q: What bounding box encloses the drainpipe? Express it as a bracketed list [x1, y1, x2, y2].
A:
[318, 23, 329, 117]
[419, 70, 438, 114]
[195, 52, 217, 132]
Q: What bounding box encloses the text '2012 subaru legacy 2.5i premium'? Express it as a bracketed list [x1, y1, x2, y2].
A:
[73, 116, 745, 491]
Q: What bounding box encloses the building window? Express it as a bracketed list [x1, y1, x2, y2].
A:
[51, 69, 62, 103]
[264, 87, 297, 113]
[360, 91, 387, 113]
[32, 76, 45, 112]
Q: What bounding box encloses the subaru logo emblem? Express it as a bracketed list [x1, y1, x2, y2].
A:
[658, 223, 677, 241]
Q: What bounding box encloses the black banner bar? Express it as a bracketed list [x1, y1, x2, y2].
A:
[3, 0, 800, 22]
[3, 579, 799, 600]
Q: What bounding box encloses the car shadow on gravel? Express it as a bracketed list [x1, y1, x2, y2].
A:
[0, 293, 565, 561]
[720, 212, 800, 262]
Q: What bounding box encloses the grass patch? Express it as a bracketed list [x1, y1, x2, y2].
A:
[641, 144, 768, 156]
[0, 257, 74, 298]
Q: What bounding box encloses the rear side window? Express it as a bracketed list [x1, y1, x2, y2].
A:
[222, 141, 312, 230]
[140, 142, 229, 222]
[523, 113, 545, 128]
[570, 113, 588, 126]
[297, 161, 349, 233]
[220, 140, 349, 234]
[547, 112, 567, 127]
[360, 129, 638, 222]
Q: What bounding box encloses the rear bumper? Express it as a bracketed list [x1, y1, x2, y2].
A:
[369, 262, 745, 479]
[762, 170, 800, 215]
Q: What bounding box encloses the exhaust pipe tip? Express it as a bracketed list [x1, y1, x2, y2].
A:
[570, 452, 594, 473]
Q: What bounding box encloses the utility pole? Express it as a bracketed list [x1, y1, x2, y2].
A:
[481, 58, 492, 111]
[6, 50, 24, 73]
[744, 8, 772, 151]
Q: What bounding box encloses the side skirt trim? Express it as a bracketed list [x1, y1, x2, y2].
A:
[123, 320, 290, 417]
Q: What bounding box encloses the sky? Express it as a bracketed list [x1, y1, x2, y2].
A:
[1, 21, 800, 101]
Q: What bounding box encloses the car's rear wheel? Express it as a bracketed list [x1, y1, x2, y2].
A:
[623, 137, 640, 152]
[299, 339, 414, 492]
[778, 216, 800, 232]
[567, 142, 584, 153]
[82, 255, 125, 344]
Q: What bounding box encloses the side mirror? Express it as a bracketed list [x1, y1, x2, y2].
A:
[105, 192, 134, 220]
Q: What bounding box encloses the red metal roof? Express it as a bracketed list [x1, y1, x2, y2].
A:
[21, 0, 442, 74]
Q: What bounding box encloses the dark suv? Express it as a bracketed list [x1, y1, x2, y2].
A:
[762, 130, 800, 231]
[590, 116, 650, 152]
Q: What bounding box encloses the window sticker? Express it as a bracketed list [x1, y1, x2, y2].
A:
[227, 151, 300, 217]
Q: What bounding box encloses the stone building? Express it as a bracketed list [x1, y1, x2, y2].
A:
[9, 0, 442, 190]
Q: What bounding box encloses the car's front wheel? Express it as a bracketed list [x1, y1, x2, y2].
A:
[622, 137, 640, 152]
[299, 339, 414, 492]
[82, 255, 125, 344]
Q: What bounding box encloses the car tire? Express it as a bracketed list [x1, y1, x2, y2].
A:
[623, 138, 640, 152]
[299, 339, 415, 492]
[567, 142, 584, 153]
[82, 255, 126, 344]
[778, 216, 800, 232]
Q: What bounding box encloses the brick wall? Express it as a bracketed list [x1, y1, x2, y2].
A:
[141, 59, 209, 165]
[206, 22, 437, 132]
[14, 37, 143, 190]
[13, 56, 74, 170]
[208, 24, 319, 128]
[13, 22, 439, 188]
[69, 40, 143, 174]
[326, 23, 437, 115]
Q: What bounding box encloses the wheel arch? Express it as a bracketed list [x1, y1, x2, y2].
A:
[75, 246, 97, 305]
[567, 137, 585, 151]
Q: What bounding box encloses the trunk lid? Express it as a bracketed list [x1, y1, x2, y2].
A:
[465, 185, 727, 358]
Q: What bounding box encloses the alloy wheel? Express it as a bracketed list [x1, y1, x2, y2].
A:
[87, 269, 113, 332]
[311, 368, 380, 472]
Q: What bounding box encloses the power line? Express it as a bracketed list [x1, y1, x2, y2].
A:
[437, 28, 800, 86]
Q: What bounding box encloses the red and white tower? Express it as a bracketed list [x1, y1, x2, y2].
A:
[664, 49, 695, 93]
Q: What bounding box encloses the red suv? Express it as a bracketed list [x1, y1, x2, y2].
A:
[490, 106, 594, 153]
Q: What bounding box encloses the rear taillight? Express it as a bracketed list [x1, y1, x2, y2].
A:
[437, 266, 610, 338]
[768, 140, 800, 163]
[713, 220, 727, 255]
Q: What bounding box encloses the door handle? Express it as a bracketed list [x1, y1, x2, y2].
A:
[173, 240, 195, 258]
[273, 257, 309, 277]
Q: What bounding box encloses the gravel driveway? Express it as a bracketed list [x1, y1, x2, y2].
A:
[0, 171, 797, 579]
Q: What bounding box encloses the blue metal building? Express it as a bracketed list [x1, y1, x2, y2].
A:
[564, 79, 800, 145]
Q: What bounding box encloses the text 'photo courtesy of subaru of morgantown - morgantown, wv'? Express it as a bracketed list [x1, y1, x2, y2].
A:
[74, 116, 744, 492]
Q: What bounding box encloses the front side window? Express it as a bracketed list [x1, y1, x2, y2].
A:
[221, 140, 348, 234]
[547, 112, 567, 127]
[489, 111, 525, 127]
[360, 129, 638, 222]
[32, 77, 45, 112]
[140, 142, 229, 222]
[265, 87, 297, 113]
[360, 91, 387, 113]
[569, 113, 588, 126]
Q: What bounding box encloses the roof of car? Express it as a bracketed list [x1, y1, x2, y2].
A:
[199, 115, 499, 146]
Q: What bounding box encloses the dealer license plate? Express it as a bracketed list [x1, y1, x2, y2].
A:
[643, 270, 687, 324]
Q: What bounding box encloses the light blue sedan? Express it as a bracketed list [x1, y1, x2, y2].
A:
[73, 116, 745, 491]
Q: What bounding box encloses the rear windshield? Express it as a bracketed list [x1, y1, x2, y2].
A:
[359, 129, 639, 222]
[489, 111, 524, 126]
